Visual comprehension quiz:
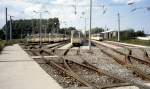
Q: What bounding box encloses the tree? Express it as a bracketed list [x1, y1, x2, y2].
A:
[1, 18, 60, 39]
[91, 27, 104, 34]
[60, 27, 77, 36]
[135, 30, 145, 37]
[120, 28, 145, 40]
[0, 29, 5, 39]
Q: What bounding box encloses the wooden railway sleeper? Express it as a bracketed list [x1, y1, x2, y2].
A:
[102, 48, 150, 80]
[126, 65, 150, 80]
[95, 42, 150, 66]
[81, 56, 150, 89]
[100, 83, 132, 89]
[63, 58, 104, 89]
[73, 56, 126, 83]
[76, 47, 80, 55]
[143, 49, 150, 61]
[48, 60, 93, 88]
[125, 55, 132, 64]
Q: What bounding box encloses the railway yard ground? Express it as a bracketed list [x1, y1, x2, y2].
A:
[1, 40, 150, 89]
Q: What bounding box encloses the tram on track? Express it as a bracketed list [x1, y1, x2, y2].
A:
[91, 33, 104, 41]
[26, 34, 69, 44]
[71, 30, 82, 46]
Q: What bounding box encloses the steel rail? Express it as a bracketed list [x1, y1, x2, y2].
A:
[48, 60, 92, 87]
[63, 58, 101, 89]
[47, 41, 68, 49]
[96, 43, 150, 80]
[79, 51, 150, 89]
[30, 49, 92, 87]
[63, 58, 135, 89]
[94, 41, 150, 66]
[100, 83, 132, 89]
[105, 41, 150, 61]
[102, 49, 150, 80]
[65, 58, 125, 82]
[29, 45, 133, 89]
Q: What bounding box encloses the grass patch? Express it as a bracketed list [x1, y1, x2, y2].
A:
[108, 38, 150, 46]
[0, 39, 26, 53]
[0, 40, 6, 52]
[121, 39, 150, 46]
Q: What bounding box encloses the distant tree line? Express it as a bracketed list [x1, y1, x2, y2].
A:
[120, 28, 145, 40]
[85, 27, 145, 40]
[0, 18, 77, 40]
[59, 27, 77, 35]
[0, 20, 146, 41]
[85, 27, 105, 37]
[0, 30, 5, 39]
[91, 27, 104, 34]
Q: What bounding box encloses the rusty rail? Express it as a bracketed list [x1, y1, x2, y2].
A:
[97, 44, 150, 79]
[105, 41, 150, 62]
[30, 50, 92, 87]
[49, 60, 92, 87]
[94, 41, 150, 80]
[65, 58, 126, 83]
[95, 41, 150, 66]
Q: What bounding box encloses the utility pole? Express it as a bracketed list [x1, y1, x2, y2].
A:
[33, 10, 48, 47]
[80, 16, 87, 39]
[21, 19, 23, 40]
[56, 24, 59, 38]
[5, 7, 8, 41]
[117, 12, 120, 42]
[84, 18, 87, 38]
[89, 0, 92, 50]
[21, 30, 23, 40]
[44, 25, 47, 41]
[9, 16, 12, 40]
[39, 13, 42, 46]
[65, 29, 66, 37]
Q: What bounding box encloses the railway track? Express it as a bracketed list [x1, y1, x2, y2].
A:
[29, 46, 94, 88]
[23, 41, 150, 89]
[94, 41, 150, 66]
[104, 41, 150, 61]
[41, 42, 68, 55]
[63, 46, 135, 88]
[92, 41, 150, 88]
[64, 58, 133, 89]
[24, 41, 68, 56]
[30, 45, 133, 89]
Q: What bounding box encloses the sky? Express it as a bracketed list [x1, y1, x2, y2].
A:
[0, 0, 150, 33]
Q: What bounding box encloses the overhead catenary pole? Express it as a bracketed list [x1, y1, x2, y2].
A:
[5, 7, 8, 40]
[64, 23, 67, 37]
[39, 12, 42, 46]
[9, 16, 12, 40]
[80, 16, 87, 38]
[33, 10, 48, 47]
[21, 19, 24, 40]
[57, 23, 59, 38]
[89, 0, 92, 50]
[44, 25, 47, 41]
[46, 19, 49, 42]
[31, 18, 34, 41]
[84, 17, 87, 38]
[117, 12, 120, 42]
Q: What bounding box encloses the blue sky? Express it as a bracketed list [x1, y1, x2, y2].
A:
[0, 0, 150, 33]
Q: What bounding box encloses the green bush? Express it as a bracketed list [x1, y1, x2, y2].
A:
[121, 39, 150, 46]
[0, 39, 26, 53]
[0, 40, 6, 52]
